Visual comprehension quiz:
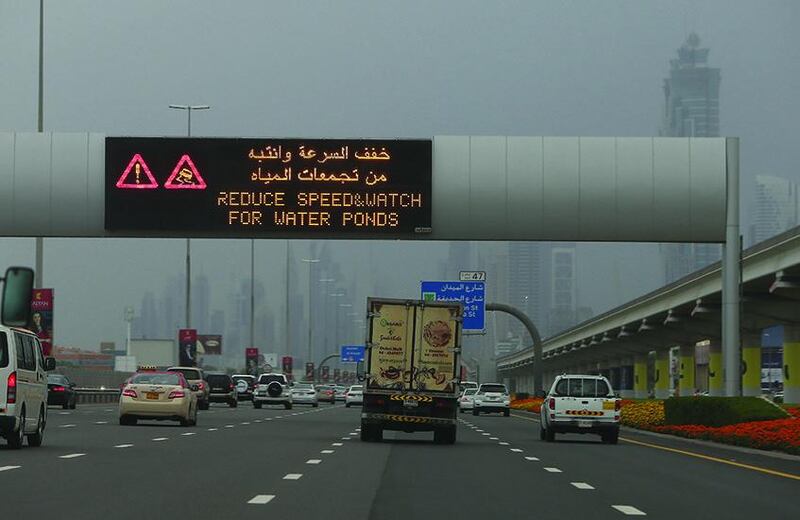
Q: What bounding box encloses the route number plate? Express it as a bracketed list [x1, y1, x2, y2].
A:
[146, 392, 159, 400]
[578, 420, 592, 428]
[403, 400, 418, 408]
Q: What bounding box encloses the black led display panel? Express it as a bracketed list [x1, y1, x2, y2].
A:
[105, 137, 432, 237]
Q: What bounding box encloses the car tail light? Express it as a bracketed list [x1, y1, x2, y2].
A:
[52, 385, 66, 392]
[196, 382, 205, 390]
[7, 372, 16, 404]
[614, 415, 620, 421]
[122, 388, 137, 398]
[615, 400, 621, 411]
[168, 390, 185, 399]
[229, 383, 234, 390]
[548, 398, 555, 410]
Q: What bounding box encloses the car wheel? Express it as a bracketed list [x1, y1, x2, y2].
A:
[346, 403, 351, 408]
[313, 403, 319, 408]
[285, 403, 292, 410]
[70, 398, 77, 409]
[28, 407, 46, 447]
[119, 415, 136, 426]
[539, 425, 546, 440]
[199, 400, 210, 411]
[62, 401, 70, 410]
[472, 409, 479, 416]
[602, 430, 619, 444]
[8, 409, 25, 449]
[503, 409, 510, 417]
[229, 400, 237, 408]
[254, 402, 262, 409]
[545, 427, 555, 443]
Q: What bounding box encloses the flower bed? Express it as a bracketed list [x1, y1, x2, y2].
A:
[652, 418, 800, 455]
[620, 400, 665, 428]
[510, 398, 543, 413]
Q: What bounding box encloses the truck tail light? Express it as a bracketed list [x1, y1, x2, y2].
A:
[122, 388, 137, 398]
[7, 372, 16, 404]
[168, 390, 185, 399]
[548, 398, 555, 410]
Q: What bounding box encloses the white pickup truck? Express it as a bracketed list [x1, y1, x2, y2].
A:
[539, 374, 621, 444]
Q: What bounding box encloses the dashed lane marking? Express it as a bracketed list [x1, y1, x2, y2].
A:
[208, 428, 218, 431]
[283, 474, 303, 480]
[341, 437, 351, 440]
[181, 432, 196, 436]
[611, 505, 646, 516]
[499, 442, 510, 446]
[225, 425, 235, 428]
[152, 437, 168, 442]
[0, 466, 21, 471]
[510, 448, 523, 452]
[59, 412, 71, 415]
[571, 482, 595, 490]
[114, 444, 133, 448]
[620, 437, 800, 482]
[94, 421, 108, 424]
[489, 437, 499, 440]
[255, 420, 262, 423]
[525, 456, 540, 461]
[60, 424, 76, 428]
[543, 467, 562, 473]
[332, 443, 343, 446]
[321, 450, 335, 454]
[59, 453, 86, 459]
[241, 422, 250, 425]
[306, 459, 322, 465]
[247, 495, 275, 505]
[482, 433, 491, 436]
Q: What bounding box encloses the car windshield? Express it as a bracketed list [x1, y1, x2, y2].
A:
[131, 373, 182, 386]
[294, 384, 314, 390]
[47, 375, 68, 384]
[232, 376, 254, 382]
[206, 375, 231, 386]
[463, 389, 477, 396]
[553, 378, 613, 398]
[349, 386, 363, 391]
[168, 368, 201, 381]
[258, 375, 285, 385]
[479, 385, 507, 394]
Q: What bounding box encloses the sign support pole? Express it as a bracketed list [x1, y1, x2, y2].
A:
[722, 137, 741, 397]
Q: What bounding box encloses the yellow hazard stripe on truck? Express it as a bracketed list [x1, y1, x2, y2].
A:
[362, 412, 454, 425]
[389, 394, 434, 403]
[564, 410, 604, 416]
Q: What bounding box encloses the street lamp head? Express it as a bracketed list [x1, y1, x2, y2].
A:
[169, 104, 211, 110]
[301, 258, 321, 263]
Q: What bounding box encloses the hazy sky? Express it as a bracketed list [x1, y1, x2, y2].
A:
[0, 0, 798, 357]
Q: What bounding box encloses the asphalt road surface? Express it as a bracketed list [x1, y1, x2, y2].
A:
[2, 403, 798, 518]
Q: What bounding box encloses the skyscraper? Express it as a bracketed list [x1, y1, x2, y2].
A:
[507, 242, 544, 340]
[751, 175, 800, 245]
[660, 33, 722, 282]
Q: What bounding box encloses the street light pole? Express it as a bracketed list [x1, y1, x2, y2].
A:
[34, 0, 45, 289]
[301, 259, 320, 365]
[168, 104, 210, 330]
[250, 239, 255, 348]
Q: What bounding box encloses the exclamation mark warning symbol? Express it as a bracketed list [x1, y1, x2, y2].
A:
[116, 154, 159, 189]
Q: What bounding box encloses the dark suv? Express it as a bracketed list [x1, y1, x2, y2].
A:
[205, 373, 237, 408]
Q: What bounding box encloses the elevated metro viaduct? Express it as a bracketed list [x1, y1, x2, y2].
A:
[497, 224, 800, 404]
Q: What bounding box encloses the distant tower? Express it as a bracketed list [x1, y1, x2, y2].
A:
[661, 33, 722, 282]
[751, 175, 800, 245]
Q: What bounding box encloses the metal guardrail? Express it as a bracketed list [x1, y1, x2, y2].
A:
[75, 388, 120, 404]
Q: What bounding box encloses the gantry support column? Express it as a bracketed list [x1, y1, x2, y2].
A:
[654, 349, 670, 399]
[784, 327, 800, 405]
[678, 345, 696, 397]
[633, 354, 649, 399]
[709, 340, 724, 397]
[742, 333, 762, 397]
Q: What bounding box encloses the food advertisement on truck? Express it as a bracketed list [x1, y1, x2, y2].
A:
[367, 302, 413, 390]
[412, 305, 459, 392]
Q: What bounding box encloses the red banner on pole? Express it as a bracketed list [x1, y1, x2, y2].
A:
[31, 289, 54, 356]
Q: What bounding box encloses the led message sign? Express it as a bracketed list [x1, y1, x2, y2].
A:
[105, 138, 432, 237]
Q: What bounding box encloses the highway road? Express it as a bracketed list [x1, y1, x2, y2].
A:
[2, 403, 798, 519]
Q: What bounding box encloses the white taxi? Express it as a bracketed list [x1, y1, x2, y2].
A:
[119, 371, 198, 427]
[539, 374, 620, 444]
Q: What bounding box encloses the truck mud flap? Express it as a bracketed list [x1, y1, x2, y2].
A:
[361, 412, 456, 426]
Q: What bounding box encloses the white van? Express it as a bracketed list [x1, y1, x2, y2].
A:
[0, 326, 56, 449]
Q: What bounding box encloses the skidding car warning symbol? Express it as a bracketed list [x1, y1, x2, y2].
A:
[114, 154, 207, 190]
[115, 154, 159, 189]
[164, 154, 207, 190]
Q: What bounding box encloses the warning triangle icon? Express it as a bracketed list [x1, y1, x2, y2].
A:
[116, 154, 159, 189]
[164, 155, 207, 190]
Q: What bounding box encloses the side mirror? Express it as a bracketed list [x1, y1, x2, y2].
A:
[1, 267, 34, 327]
[44, 357, 56, 371]
[190, 384, 199, 392]
[534, 390, 547, 399]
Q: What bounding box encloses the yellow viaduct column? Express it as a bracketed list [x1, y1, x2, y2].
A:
[633, 354, 649, 399]
[654, 349, 670, 399]
[742, 333, 762, 397]
[785, 327, 800, 405]
[678, 345, 696, 396]
[708, 340, 723, 396]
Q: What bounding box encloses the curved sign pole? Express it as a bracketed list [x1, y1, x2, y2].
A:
[487, 302, 544, 394]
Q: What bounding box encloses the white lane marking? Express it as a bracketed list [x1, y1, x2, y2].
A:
[104, 409, 113, 412]
[476, 429, 484, 432]
[525, 456, 540, 461]
[611, 505, 646, 516]
[265, 418, 273, 421]
[59, 453, 86, 459]
[499, 442, 510, 446]
[181, 432, 196, 436]
[283, 474, 303, 480]
[349, 432, 358, 436]
[241, 422, 250, 425]
[510, 448, 523, 452]
[152, 437, 168, 442]
[321, 450, 334, 454]
[208, 428, 218, 431]
[341, 437, 351, 440]
[59, 424, 76, 428]
[255, 420, 262, 423]
[0, 466, 21, 472]
[355, 428, 361, 431]
[306, 459, 322, 465]
[571, 482, 595, 490]
[544, 467, 562, 473]
[482, 433, 491, 436]
[94, 421, 108, 425]
[225, 425, 235, 428]
[332, 443, 343, 446]
[275, 416, 283, 419]
[489, 437, 499, 440]
[59, 412, 71, 415]
[247, 495, 275, 505]
[114, 444, 134, 448]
